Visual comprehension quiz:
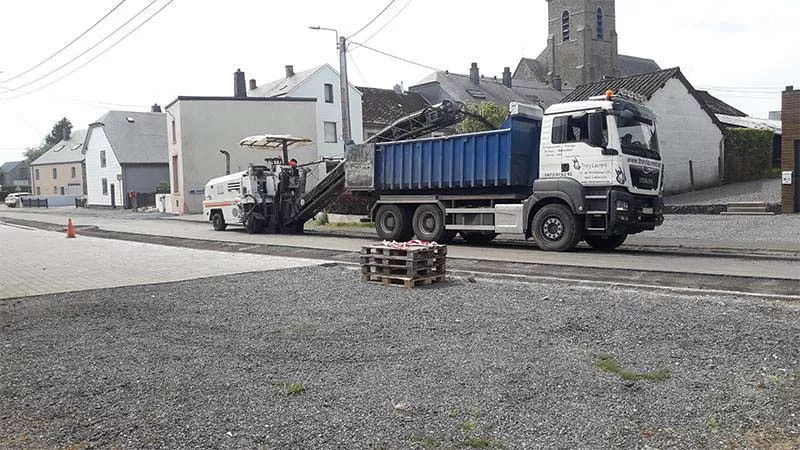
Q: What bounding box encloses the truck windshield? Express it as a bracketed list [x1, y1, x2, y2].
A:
[617, 115, 660, 160]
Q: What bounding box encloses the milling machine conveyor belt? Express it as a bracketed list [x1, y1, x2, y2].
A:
[283, 160, 346, 228]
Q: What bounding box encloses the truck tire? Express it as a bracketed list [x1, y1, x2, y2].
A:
[412, 204, 453, 243]
[532, 204, 582, 252]
[460, 231, 497, 245]
[585, 234, 627, 251]
[244, 217, 264, 234]
[212, 212, 227, 231]
[375, 204, 413, 241]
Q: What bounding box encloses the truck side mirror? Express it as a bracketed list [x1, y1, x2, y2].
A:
[588, 113, 605, 149]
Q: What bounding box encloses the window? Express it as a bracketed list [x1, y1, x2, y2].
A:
[100, 150, 107, 168]
[53, 186, 58, 194]
[597, 8, 604, 40]
[551, 114, 606, 144]
[324, 83, 334, 103]
[562, 10, 570, 42]
[324, 121, 338, 143]
[71, 143, 82, 151]
[171, 119, 177, 144]
[71, 167, 76, 178]
[36, 187, 41, 195]
[102, 178, 108, 195]
[60, 187, 65, 195]
[171, 155, 179, 194]
[466, 89, 487, 99]
[35, 168, 40, 180]
[52, 168, 58, 179]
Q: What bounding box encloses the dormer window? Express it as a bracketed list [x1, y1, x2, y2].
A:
[562, 11, 570, 42]
[597, 8, 604, 40]
[125, 116, 135, 123]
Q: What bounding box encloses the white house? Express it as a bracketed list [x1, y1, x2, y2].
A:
[561, 68, 727, 193]
[165, 95, 318, 214]
[248, 64, 364, 158]
[84, 111, 169, 207]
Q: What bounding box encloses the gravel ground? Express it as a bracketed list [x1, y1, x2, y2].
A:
[1, 266, 798, 449]
[665, 179, 782, 205]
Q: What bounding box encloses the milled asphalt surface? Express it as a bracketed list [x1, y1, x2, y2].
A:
[2, 266, 798, 449]
[665, 179, 781, 205]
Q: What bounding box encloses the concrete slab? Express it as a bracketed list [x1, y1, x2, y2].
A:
[0, 223, 326, 300]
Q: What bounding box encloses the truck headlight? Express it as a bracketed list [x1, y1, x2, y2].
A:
[615, 200, 630, 212]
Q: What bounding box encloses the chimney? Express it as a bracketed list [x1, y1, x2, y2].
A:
[285, 65, 295, 78]
[502, 67, 512, 88]
[249, 79, 257, 90]
[62, 127, 70, 142]
[552, 76, 562, 92]
[393, 84, 403, 95]
[787, 85, 795, 92]
[151, 104, 162, 113]
[234, 69, 247, 98]
[469, 62, 480, 85]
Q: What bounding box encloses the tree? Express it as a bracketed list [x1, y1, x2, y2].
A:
[24, 117, 73, 162]
[457, 102, 509, 134]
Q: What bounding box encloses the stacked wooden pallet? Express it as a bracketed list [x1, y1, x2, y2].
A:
[361, 244, 447, 288]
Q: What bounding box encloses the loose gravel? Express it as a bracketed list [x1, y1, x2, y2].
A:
[665, 179, 782, 205]
[1, 266, 798, 449]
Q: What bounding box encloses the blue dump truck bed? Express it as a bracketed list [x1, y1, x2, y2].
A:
[345, 114, 542, 194]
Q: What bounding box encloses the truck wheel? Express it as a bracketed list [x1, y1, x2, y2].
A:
[532, 204, 582, 252]
[585, 234, 627, 251]
[412, 204, 452, 243]
[244, 217, 263, 234]
[375, 205, 412, 241]
[212, 212, 227, 231]
[460, 231, 497, 245]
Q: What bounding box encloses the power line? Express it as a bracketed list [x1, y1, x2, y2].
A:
[357, 0, 413, 47]
[0, 0, 128, 84]
[0, 0, 176, 102]
[348, 41, 442, 72]
[347, 0, 397, 39]
[0, 0, 160, 94]
[347, 52, 368, 86]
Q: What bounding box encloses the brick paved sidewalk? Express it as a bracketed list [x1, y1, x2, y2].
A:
[0, 223, 326, 299]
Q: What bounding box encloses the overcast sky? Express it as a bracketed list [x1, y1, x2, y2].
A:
[1, 0, 798, 163]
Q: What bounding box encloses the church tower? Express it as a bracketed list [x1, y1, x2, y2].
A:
[539, 0, 620, 88]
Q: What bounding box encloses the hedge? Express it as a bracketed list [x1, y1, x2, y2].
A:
[725, 128, 775, 183]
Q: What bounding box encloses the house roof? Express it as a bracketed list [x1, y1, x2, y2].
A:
[513, 57, 549, 83]
[358, 87, 430, 126]
[410, 71, 566, 109]
[717, 114, 781, 134]
[618, 55, 662, 77]
[560, 67, 727, 134]
[1, 160, 24, 173]
[248, 64, 361, 98]
[87, 111, 168, 165]
[30, 129, 88, 166]
[696, 91, 748, 117]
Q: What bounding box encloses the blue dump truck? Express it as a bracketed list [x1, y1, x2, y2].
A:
[345, 98, 664, 252]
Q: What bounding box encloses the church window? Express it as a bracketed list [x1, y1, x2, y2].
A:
[597, 8, 604, 39]
[562, 11, 570, 42]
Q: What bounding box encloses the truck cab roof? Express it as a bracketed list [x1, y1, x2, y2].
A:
[545, 100, 613, 115]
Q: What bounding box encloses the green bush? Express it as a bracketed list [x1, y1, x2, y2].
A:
[725, 129, 775, 182]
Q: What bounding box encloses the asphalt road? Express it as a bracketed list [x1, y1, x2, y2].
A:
[1, 266, 798, 449]
[2, 210, 799, 283]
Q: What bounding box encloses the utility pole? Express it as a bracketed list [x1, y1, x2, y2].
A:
[338, 36, 352, 143]
[310, 26, 352, 144]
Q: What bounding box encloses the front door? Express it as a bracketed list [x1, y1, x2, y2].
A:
[110, 183, 116, 209]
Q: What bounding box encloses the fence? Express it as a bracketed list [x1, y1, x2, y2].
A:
[21, 197, 48, 208]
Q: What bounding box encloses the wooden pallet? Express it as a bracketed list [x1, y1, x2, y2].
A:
[360, 244, 447, 288]
[361, 273, 446, 288]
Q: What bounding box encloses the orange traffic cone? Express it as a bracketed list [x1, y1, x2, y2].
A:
[66, 218, 76, 238]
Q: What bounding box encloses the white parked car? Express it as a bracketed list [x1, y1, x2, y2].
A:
[4, 192, 32, 207]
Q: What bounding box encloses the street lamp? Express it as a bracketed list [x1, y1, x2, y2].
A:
[309, 25, 352, 144]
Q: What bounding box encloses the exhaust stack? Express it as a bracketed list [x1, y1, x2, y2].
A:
[219, 149, 231, 175]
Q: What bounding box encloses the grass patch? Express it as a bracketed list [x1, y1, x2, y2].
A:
[706, 417, 720, 431]
[286, 323, 315, 336]
[459, 420, 478, 431]
[463, 436, 491, 448]
[595, 355, 670, 382]
[271, 380, 307, 396]
[410, 436, 440, 449]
